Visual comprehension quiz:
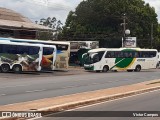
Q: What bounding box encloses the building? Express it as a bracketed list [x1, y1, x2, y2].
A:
[0, 7, 50, 39]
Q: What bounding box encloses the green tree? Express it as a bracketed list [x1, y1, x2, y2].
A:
[61, 0, 159, 48]
[37, 17, 63, 40]
[155, 24, 160, 50]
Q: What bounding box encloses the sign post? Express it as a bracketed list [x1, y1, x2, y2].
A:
[122, 37, 136, 48]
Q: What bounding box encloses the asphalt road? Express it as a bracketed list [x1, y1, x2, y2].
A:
[40, 90, 160, 120]
[0, 69, 160, 105]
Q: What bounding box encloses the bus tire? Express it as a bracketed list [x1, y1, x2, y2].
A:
[13, 65, 22, 73]
[96, 70, 101, 73]
[135, 65, 141, 72]
[102, 66, 109, 72]
[156, 63, 159, 68]
[1, 64, 10, 73]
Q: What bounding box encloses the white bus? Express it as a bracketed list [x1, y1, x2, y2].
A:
[83, 48, 158, 72]
[0, 41, 43, 73]
[0, 37, 70, 70]
[157, 52, 160, 68]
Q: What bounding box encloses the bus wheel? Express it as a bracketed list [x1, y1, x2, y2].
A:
[127, 70, 133, 72]
[13, 65, 22, 73]
[135, 65, 141, 72]
[156, 63, 159, 69]
[1, 64, 10, 73]
[102, 66, 109, 72]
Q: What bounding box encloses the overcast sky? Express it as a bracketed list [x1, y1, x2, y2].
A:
[0, 0, 160, 25]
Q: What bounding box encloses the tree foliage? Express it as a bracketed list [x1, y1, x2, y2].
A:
[36, 17, 63, 40]
[61, 0, 159, 48]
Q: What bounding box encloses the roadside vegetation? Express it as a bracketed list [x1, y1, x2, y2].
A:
[38, 0, 160, 49]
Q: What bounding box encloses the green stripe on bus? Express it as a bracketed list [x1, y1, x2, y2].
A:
[111, 49, 137, 70]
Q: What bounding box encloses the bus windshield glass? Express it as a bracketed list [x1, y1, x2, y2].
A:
[56, 44, 68, 50]
[84, 51, 105, 64]
[43, 47, 54, 55]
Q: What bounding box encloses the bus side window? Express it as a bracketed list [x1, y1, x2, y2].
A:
[29, 47, 39, 55]
[142, 52, 145, 58]
[17, 46, 29, 54]
[145, 52, 149, 58]
[105, 52, 111, 58]
[110, 51, 115, 58]
[4, 45, 16, 54]
[9, 45, 17, 54]
[114, 51, 119, 57]
[124, 52, 129, 58]
[128, 52, 133, 58]
[150, 51, 156, 58]
[0, 44, 3, 53]
[134, 52, 138, 58]
[139, 52, 143, 58]
[119, 51, 123, 57]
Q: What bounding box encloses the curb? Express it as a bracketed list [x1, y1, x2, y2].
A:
[37, 86, 160, 112]
[1, 86, 160, 120]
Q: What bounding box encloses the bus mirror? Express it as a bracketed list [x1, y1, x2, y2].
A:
[82, 53, 87, 58]
[91, 53, 98, 58]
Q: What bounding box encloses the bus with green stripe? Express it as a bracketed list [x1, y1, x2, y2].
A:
[83, 48, 158, 72]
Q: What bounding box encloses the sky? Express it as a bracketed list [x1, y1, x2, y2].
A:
[0, 0, 160, 25]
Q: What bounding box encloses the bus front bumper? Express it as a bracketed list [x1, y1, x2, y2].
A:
[84, 64, 94, 71]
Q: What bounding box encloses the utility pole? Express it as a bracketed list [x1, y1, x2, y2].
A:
[122, 13, 126, 47]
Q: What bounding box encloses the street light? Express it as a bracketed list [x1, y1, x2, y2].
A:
[125, 29, 130, 35]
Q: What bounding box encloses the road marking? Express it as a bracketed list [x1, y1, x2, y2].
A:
[0, 85, 30, 89]
[4, 87, 160, 120]
[25, 89, 46, 93]
[0, 94, 6, 96]
[66, 89, 160, 111]
[39, 89, 160, 118]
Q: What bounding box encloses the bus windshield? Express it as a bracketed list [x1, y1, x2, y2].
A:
[84, 51, 105, 64]
[56, 44, 68, 50]
[43, 47, 54, 55]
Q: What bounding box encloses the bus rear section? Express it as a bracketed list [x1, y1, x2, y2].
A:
[41, 45, 56, 70]
[0, 42, 43, 73]
[83, 48, 158, 72]
[51, 42, 70, 70]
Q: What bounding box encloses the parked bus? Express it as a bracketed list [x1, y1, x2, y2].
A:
[41, 45, 56, 70]
[0, 37, 70, 70]
[0, 41, 43, 73]
[83, 48, 158, 72]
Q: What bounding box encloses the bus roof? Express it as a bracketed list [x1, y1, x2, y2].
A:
[88, 48, 107, 53]
[0, 40, 43, 47]
[0, 37, 70, 45]
[88, 48, 157, 53]
[42, 44, 57, 49]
